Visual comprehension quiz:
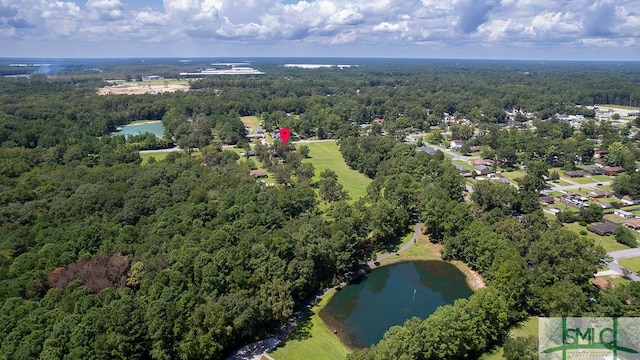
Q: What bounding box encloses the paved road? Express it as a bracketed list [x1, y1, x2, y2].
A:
[428, 144, 479, 163]
[599, 248, 640, 281]
[367, 223, 421, 267]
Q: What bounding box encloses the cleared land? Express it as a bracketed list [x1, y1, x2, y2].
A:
[301, 141, 372, 201]
[97, 79, 190, 95]
[240, 116, 261, 129]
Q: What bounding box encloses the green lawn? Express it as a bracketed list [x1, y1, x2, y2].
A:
[591, 175, 613, 182]
[563, 176, 597, 185]
[501, 170, 525, 181]
[453, 160, 473, 170]
[140, 151, 170, 165]
[269, 291, 351, 360]
[619, 257, 640, 273]
[601, 275, 633, 287]
[551, 179, 572, 186]
[301, 141, 371, 201]
[598, 104, 640, 110]
[562, 222, 629, 252]
[240, 116, 261, 129]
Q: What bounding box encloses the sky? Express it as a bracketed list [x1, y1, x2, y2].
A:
[0, 0, 638, 60]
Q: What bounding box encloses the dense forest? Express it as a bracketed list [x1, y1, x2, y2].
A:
[1, 59, 640, 359]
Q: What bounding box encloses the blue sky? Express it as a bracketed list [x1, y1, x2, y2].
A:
[0, 0, 638, 60]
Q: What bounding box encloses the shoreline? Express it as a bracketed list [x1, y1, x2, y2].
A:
[269, 227, 487, 359]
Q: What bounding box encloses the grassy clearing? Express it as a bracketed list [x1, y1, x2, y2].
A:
[562, 222, 629, 252]
[140, 151, 170, 165]
[602, 275, 633, 287]
[501, 170, 525, 181]
[269, 291, 351, 360]
[619, 257, 640, 273]
[598, 104, 640, 110]
[240, 116, 261, 129]
[301, 141, 371, 201]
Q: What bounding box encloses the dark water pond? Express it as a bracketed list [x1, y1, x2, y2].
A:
[320, 261, 473, 348]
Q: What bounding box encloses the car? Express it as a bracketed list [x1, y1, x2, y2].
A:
[597, 183, 603, 186]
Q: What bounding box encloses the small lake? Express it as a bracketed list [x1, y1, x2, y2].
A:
[114, 121, 165, 138]
[320, 261, 473, 348]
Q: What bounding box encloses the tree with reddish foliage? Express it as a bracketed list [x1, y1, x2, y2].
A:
[47, 254, 129, 293]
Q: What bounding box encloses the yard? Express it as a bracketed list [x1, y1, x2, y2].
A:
[619, 257, 640, 274]
[562, 222, 629, 252]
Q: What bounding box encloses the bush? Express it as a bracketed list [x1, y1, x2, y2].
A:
[614, 226, 638, 247]
[580, 230, 588, 236]
[557, 211, 577, 224]
[579, 221, 588, 227]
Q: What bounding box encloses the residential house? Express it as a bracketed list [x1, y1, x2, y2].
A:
[454, 164, 472, 177]
[474, 165, 491, 176]
[249, 170, 268, 178]
[417, 146, 437, 155]
[602, 166, 623, 176]
[472, 159, 493, 167]
[588, 189, 614, 198]
[597, 201, 613, 209]
[564, 170, 586, 178]
[614, 209, 635, 219]
[623, 219, 640, 232]
[621, 196, 640, 206]
[450, 140, 464, 151]
[585, 168, 604, 176]
[587, 222, 618, 236]
[539, 195, 555, 205]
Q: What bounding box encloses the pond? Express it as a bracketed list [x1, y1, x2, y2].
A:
[320, 261, 473, 348]
[114, 121, 165, 138]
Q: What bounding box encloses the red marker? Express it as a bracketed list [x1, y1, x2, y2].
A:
[279, 128, 291, 145]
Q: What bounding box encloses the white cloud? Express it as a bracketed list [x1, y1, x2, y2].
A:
[0, 0, 638, 58]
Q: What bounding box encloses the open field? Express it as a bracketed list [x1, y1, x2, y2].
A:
[269, 291, 351, 360]
[301, 141, 371, 201]
[97, 79, 190, 95]
[140, 151, 170, 165]
[619, 257, 640, 273]
[241, 116, 261, 129]
[598, 104, 640, 111]
[562, 222, 629, 252]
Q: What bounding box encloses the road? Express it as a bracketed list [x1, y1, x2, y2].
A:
[427, 143, 479, 163]
[597, 248, 640, 281]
